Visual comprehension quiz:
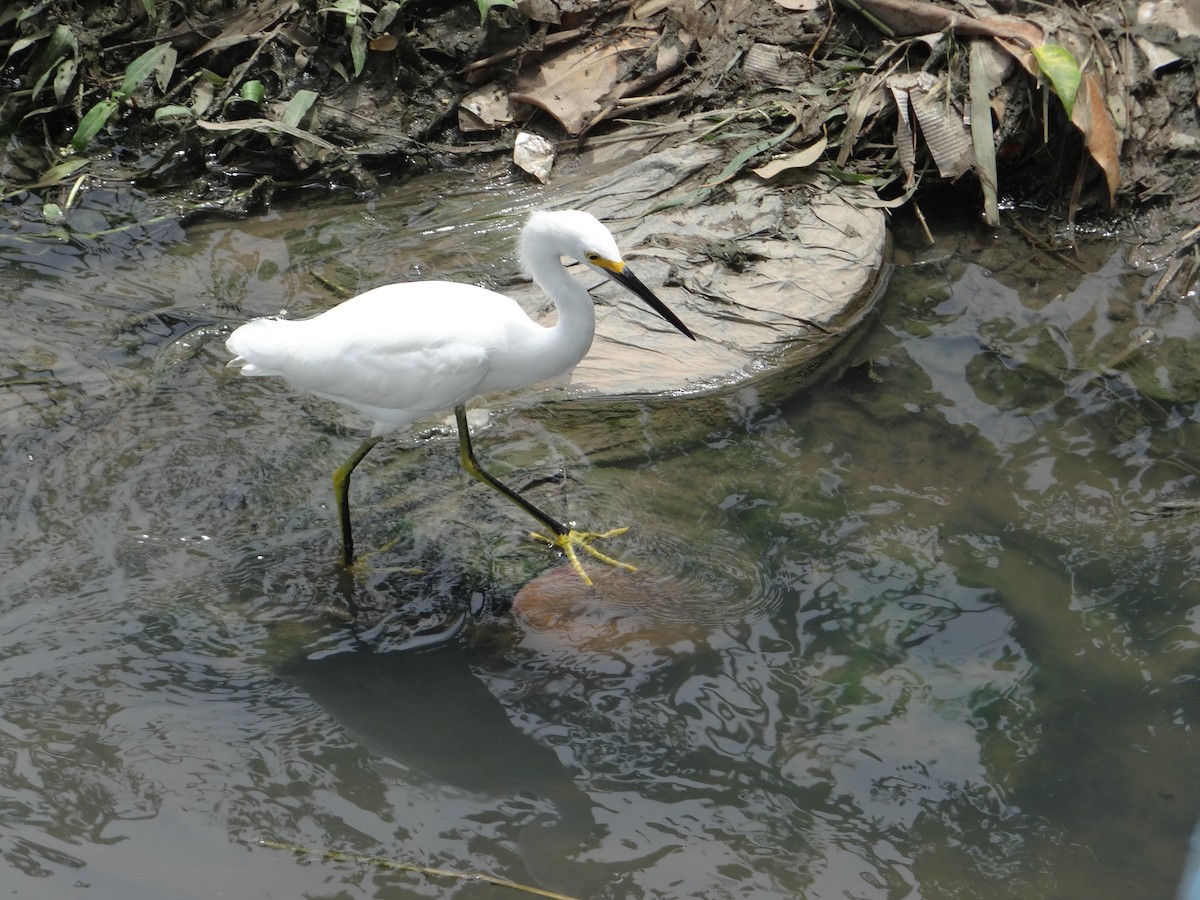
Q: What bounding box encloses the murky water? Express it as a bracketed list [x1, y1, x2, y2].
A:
[1, 178, 1198, 899]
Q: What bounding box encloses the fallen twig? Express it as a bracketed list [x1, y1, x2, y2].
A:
[257, 839, 583, 900]
[1145, 224, 1200, 305]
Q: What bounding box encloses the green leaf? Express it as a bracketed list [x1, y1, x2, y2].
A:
[5, 35, 40, 64]
[26, 158, 88, 189]
[41, 23, 77, 66]
[53, 58, 77, 104]
[117, 43, 173, 100]
[281, 89, 319, 127]
[72, 97, 119, 151]
[323, 0, 361, 26]
[476, 0, 516, 24]
[154, 104, 195, 121]
[30, 55, 64, 100]
[1032, 43, 1081, 118]
[372, 1, 401, 36]
[17, 1, 51, 25]
[155, 46, 177, 93]
[240, 80, 265, 103]
[139, 0, 157, 17]
[350, 26, 367, 77]
[821, 166, 898, 188]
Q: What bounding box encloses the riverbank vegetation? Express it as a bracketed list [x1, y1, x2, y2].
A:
[1, 1, 1197, 296]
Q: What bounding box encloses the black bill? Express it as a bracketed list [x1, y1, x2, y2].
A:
[605, 264, 696, 341]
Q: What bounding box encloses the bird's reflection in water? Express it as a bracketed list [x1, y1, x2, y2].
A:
[279, 637, 635, 894]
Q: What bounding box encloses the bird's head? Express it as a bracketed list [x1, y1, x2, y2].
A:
[524, 210, 696, 341]
[525, 210, 622, 271]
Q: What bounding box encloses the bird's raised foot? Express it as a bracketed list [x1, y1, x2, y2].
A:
[530, 526, 637, 587]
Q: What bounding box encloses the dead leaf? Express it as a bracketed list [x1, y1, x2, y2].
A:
[1072, 70, 1121, 204]
[992, 21, 1049, 73]
[509, 29, 657, 134]
[852, 0, 1041, 42]
[743, 42, 810, 86]
[188, 3, 292, 58]
[988, 15, 1119, 202]
[889, 79, 918, 186]
[888, 72, 972, 181]
[751, 134, 828, 179]
[969, 39, 1001, 226]
[458, 83, 514, 131]
[908, 85, 972, 179]
[1134, 36, 1181, 73]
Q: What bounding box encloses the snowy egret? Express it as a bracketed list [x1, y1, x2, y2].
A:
[226, 209, 695, 584]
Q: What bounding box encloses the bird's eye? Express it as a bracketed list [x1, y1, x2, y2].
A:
[586, 253, 600, 262]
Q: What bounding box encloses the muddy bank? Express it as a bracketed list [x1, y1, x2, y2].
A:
[1, 0, 1198, 298]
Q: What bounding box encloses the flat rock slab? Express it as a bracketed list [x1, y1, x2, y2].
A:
[507, 142, 890, 403]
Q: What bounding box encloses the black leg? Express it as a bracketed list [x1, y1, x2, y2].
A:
[453, 405, 636, 586]
[331, 434, 382, 566]
[454, 405, 568, 537]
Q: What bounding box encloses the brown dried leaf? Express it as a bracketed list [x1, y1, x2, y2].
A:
[908, 84, 972, 179]
[888, 80, 917, 186]
[1072, 70, 1121, 205]
[509, 29, 656, 134]
[990, 14, 1120, 203]
[458, 83, 514, 131]
[888, 72, 972, 181]
[772, 0, 821, 10]
[853, 0, 1042, 42]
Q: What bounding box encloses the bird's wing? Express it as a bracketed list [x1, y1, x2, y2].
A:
[226, 282, 526, 417]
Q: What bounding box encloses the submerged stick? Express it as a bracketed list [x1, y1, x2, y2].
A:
[257, 839, 583, 900]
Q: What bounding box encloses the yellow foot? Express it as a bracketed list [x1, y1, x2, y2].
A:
[530, 526, 637, 587]
[341, 538, 425, 578]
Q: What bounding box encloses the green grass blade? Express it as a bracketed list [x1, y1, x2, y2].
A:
[281, 90, 319, 127]
[118, 42, 173, 100]
[72, 97, 119, 150]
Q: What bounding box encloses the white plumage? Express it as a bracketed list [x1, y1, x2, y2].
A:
[226, 209, 695, 583]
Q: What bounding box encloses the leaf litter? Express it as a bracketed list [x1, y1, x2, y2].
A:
[0, 0, 1195, 299]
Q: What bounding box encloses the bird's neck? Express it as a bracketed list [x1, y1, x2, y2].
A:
[525, 245, 597, 370]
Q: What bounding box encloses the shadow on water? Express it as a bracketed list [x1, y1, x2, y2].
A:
[276, 638, 637, 896]
[2, 179, 1200, 899]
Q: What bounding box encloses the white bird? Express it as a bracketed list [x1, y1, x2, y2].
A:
[226, 209, 695, 585]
